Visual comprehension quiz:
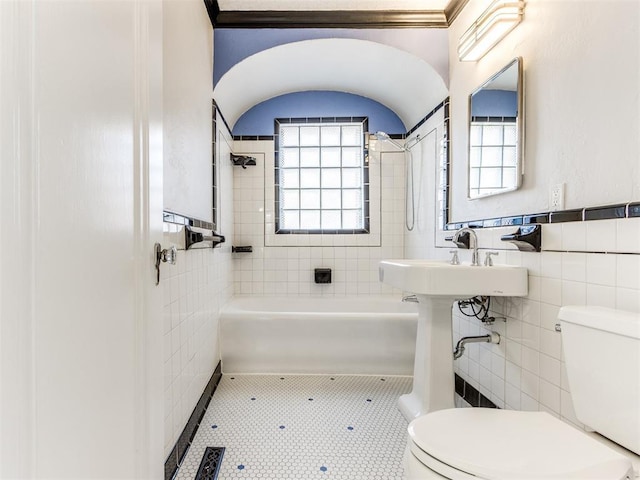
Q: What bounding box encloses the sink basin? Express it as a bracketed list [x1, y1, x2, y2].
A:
[379, 259, 528, 297]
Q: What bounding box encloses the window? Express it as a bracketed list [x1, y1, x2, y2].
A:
[274, 118, 369, 234]
[469, 119, 517, 198]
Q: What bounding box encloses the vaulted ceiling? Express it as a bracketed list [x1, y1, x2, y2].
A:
[208, 0, 465, 132]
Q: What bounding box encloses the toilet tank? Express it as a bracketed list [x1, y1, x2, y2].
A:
[559, 305, 640, 455]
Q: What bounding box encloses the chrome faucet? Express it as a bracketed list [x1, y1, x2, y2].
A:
[452, 227, 480, 266]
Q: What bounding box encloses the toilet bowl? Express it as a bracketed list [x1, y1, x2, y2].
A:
[404, 408, 637, 479]
[403, 306, 640, 480]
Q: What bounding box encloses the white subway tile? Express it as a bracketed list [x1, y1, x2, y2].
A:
[521, 345, 539, 375]
[505, 382, 521, 410]
[586, 219, 617, 252]
[520, 369, 539, 399]
[479, 366, 492, 394]
[539, 303, 560, 332]
[491, 352, 506, 379]
[521, 321, 540, 350]
[561, 252, 586, 282]
[521, 252, 542, 277]
[526, 276, 541, 301]
[456, 355, 468, 377]
[505, 339, 522, 366]
[541, 252, 562, 279]
[616, 287, 640, 313]
[506, 317, 522, 339]
[491, 373, 505, 401]
[616, 218, 640, 253]
[505, 360, 522, 387]
[586, 284, 616, 308]
[586, 253, 616, 286]
[539, 378, 561, 414]
[616, 254, 640, 289]
[467, 359, 480, 384]
[539, 328, 562, 360]
[521, 299, 541, 326]
[540, 278, 562, 306]
[539, 353, 561, 386]
[561, 280, 586, 306]
[561, 222, 586, 251]
[542, 223, 563, 251]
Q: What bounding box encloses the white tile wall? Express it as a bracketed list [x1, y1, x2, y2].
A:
[445, 219, 640, 430]
[231, 140, 405, 296]
[163, 115, 235, 458]
[161, 225, 233, 458]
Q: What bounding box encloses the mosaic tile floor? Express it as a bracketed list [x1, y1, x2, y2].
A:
[175, 375, 412, 480]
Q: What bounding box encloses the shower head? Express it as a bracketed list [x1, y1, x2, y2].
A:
[372, 131, 406, 151]
[373, 131, 391, 140]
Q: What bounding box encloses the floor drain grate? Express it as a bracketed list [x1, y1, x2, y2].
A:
[194, 447, 225, 480]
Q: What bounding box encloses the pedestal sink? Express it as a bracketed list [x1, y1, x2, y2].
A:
[379, 259, 528, 420]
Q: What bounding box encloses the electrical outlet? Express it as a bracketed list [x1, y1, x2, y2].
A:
[550, 183, 565, 210]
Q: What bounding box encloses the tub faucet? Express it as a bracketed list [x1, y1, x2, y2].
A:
[453, 227, 480, 266]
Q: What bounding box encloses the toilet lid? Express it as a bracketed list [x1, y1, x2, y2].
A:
[408, 408, 633, 480]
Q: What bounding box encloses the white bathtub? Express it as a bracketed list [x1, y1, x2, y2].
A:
[220, 296, 418, 375]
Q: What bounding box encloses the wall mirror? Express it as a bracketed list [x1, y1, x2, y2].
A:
[468, 57, 523, 199]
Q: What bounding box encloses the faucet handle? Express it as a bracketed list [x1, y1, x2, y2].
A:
[449, 250, 460, 265]
[484, 251, 499, 266]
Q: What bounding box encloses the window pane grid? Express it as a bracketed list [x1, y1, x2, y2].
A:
[469, 122, 517, 196]
[275, 120, 368, 233]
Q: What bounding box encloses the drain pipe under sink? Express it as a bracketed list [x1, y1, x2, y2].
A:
[453, 332, 500, 359]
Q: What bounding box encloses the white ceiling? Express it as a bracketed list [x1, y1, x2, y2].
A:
[217, 0, 451, 11]
[213, 38, 448, 131]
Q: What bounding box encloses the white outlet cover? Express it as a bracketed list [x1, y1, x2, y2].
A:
[550, 183, 565, 210]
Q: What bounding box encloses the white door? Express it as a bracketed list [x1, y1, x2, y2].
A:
[0, 1, 164, 478]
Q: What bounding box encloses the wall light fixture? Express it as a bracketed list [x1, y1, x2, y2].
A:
[458, 0, 525, 62]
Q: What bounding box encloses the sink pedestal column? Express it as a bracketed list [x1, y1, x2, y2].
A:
[398, 295, 455, 421]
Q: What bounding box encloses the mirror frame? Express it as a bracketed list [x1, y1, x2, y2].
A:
[467, 57, 524, 200]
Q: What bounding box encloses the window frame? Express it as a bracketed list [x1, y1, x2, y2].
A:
[274, 117, 370, 235]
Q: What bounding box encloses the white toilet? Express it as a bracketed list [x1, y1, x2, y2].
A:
[404, 305, 640, 479]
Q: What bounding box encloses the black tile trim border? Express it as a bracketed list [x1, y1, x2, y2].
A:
[165, 362, 223, 480]
[233, 135, 275, 141]
[549, 209, 583, 223]
[454, 373, 498, 409]
[445, 201, 640, 231]
[406, 99, 447, 139]
[213, 101, 233, 137]
[164, 210, 215, 231]
[212, 100, 218, 232]
[583, 204, 627, 221]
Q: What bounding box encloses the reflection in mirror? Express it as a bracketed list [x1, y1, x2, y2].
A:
[468, 57, 523, 199]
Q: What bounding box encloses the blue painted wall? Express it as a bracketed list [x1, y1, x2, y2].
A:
[232, 91, 406, 136]
[471, 90, 518, 117]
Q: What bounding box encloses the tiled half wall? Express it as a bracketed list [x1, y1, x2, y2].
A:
[430, 218, 640, 430]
